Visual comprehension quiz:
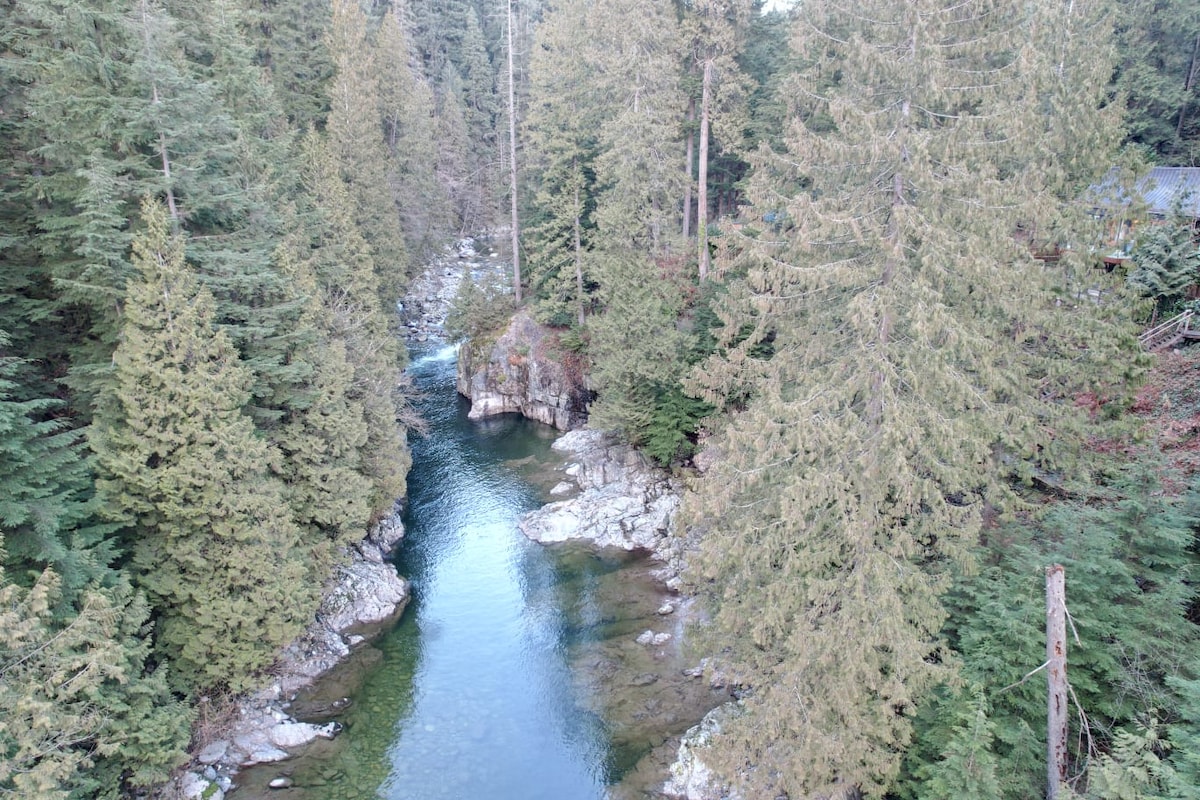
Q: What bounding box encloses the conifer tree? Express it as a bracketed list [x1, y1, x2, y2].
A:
[297, 133, 411, 515]
[684, 0, 1133, 795]
[0, 563, 190, 799]
[0, 337, 115, 597]
[900, 462, 1200, 800]
[522, 0, 601, 326]
[1126, 219, 1200, 321]
[681, 0, 751, 280]
[1115, 0, 1200, 162]
[375, 4, 450, 258]
[582, 0, 697, 454]
[272, 246, 375, 567]
[326, 0, 410, 304]
[91, 201, 314, 690]
[1, 340, 188, 797]
[241, 0, 335, 128]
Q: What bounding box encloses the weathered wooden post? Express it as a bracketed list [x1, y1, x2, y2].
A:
[1047, 564, 1068, 799]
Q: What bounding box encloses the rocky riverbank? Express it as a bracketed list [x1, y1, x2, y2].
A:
[515, 429, 737, 800]
[173, 514, 410, 800]
[518, 429, 683, 580]
[401, 237, 507, 341]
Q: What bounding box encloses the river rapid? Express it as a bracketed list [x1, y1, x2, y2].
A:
[229, 342, 724, 800]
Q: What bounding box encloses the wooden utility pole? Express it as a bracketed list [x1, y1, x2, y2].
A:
[1046, 564, 1068, 800]
[506, 0, 521, 303]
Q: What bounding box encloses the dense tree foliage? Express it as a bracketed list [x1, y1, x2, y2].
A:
[0, 0, 451, 790]
[3, 0, 1199, 794]
[679, 0, 1149, 796]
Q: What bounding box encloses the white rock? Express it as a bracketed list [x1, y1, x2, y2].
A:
[636, 630, 655, 645]
[652, 633, 673, 646]
[269, 777, 294, 789]
[664, 704, 743, 800]
[657, 603, 676, 615]
[180, 772, 212, 799]
[196, 740, 228, 765]
[520, 428, 681, 553]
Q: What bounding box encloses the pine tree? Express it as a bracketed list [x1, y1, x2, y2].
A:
[0, 563, 190, 799]
[683, 0, 1133, 795]
[0, 337, 115, 598]
[681, 0, 752, 280]
[241, 0, 335, 129]
[1126, 219, 1200, 321]
[907, 462, 1200, 800]
[1115, 0, 1200, 162]
[91, 201, 314, 690]
[0, 345, 189, 794]
[272, 246, 374, 568]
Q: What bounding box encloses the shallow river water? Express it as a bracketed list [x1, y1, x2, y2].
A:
[230, 343, 724, 800]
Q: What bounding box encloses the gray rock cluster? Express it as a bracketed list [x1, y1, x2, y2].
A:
[401, 237, 506, 341]
[518, 429, 679, 554]
[457, 310, 591, 431]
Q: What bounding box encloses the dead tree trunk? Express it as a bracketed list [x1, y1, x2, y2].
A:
[697, 60, 713, 282]
[1047, 564, 1068, 800]
[506, 0, 521, 303]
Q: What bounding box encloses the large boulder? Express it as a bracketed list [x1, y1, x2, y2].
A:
[663, 703, 742, 800]
[457, 310, 590, 431]
[519, 429, 679, 552]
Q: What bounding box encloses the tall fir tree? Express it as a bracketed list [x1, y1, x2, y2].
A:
[683, 0, 1135, 796]
[1115, 0, 1200, 162]
[375, 3, 450, 259]
[0, 337, 189, 798]
[522, 0, 601, 326]
[90, 201, 315, 690]
[271, 244, 375, 569]
[326, 0, 410, 306]
[297, 132, 411, 515]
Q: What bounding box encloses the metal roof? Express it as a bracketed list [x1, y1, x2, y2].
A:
[1086, 166, 1200, 218]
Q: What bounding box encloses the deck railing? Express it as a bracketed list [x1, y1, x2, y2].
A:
[1138, 309, 1195, 351]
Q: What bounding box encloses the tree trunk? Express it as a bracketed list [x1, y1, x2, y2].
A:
[506, 0, 521, 302]
[574, 177, 585, 327]
[1177, 32, 1200, 144]
[697, 60, 713, 281]
[1046, 564, 1068, 800]
[684, 97, 695, 240]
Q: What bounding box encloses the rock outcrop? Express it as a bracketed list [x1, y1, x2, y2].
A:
[663, 703, 743, 800]
[269, 512, 409, 697]
[519, 429, 679, 558]
[457, 310, 590, 431]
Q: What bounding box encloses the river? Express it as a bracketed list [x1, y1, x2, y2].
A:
[230, 342, 724, 800]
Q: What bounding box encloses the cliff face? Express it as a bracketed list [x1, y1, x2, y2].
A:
[457, 310, 592, 430]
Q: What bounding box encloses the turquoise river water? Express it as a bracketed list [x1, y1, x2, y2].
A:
[229, 343, 724, 800]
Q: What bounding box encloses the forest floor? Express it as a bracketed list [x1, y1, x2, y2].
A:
[1130, 345, 1200, 477]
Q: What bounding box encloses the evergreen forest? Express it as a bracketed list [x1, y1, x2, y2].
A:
[2, 0, 1200, 798]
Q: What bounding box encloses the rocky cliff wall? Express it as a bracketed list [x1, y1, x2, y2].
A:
[457, 310, 591, 430]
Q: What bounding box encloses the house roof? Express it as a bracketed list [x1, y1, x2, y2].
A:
[1086, 166, 1200, 219]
